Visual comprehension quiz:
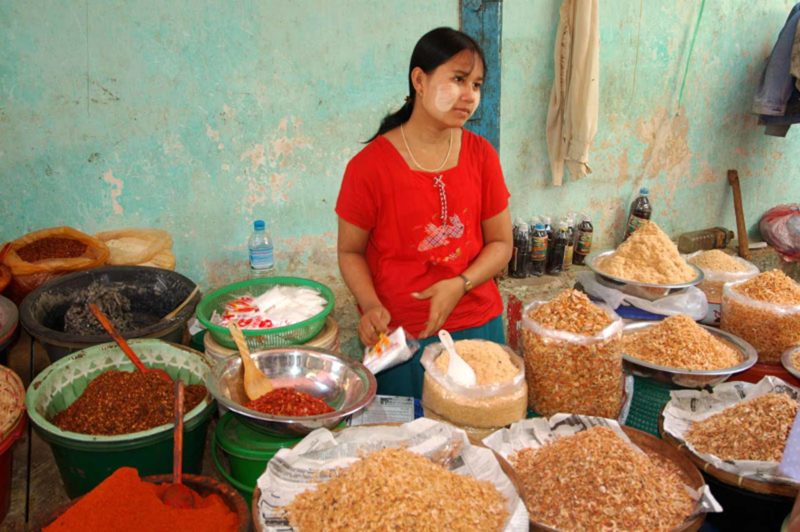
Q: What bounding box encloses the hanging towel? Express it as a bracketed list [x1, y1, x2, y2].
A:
[546, 0, 600, 187]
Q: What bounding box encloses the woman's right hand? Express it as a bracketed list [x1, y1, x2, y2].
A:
[359, 304, 391, 346]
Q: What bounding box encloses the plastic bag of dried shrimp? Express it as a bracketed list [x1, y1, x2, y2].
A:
[520, 290, 626, 418]
[685, 250, 759, 325]
[720, 274, 800, 364]
[420, 340, 527, 441]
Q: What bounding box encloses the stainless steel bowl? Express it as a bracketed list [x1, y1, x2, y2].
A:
[206, 346, 377, 437]
[586, 250, 704, 301]
[621, 321, 757, 388]
[781, 346, 800, 381]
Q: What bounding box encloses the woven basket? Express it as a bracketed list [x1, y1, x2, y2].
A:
[196, 277, 334, 350]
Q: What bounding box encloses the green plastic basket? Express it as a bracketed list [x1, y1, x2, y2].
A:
[196, 276, 335, 350]
[623, 376, 676, 437]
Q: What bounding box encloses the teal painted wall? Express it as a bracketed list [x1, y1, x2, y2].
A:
[502, 0, 800, 250]
[1, 1, 798, 290]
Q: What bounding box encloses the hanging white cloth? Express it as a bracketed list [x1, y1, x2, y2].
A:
[546, 0, 600, 187]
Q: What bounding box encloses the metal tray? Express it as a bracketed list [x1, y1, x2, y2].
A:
[782, 347, 800, 381]
[621, 321, 757, 388]
[586, 250, 704, 301]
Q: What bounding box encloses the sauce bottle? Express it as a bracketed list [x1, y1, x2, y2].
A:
[511, 223, 530, 278]
[529, 223, 548, 276]
[573, 215, 594, 265]
[562, 216, 575, 271]
[624, 187, 652, 240]
[547, 221, 568, 275]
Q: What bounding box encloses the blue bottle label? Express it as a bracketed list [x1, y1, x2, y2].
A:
[249, 247, 274, 269]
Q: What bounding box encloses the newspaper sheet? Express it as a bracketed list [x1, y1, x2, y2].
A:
[483, 415, 721, 520]
[255, 418, 529, 531]
[662, 376, 800, 486]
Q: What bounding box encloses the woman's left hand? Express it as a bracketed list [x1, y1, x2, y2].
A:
[412, 277, 465, 338]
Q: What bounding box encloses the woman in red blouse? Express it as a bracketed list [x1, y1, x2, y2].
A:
[336, 27, 513, 398]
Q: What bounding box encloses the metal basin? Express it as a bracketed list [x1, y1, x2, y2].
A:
[587, 250, 704, 301]
[621, 321, 757, 388]
[782, 347, 800, 381]
[206, 346, 376, 437]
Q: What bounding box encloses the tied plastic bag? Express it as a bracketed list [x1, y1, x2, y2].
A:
[578, 271, 708, 320]
[759, 204, 800, 262]
[363, 327, 419, 374]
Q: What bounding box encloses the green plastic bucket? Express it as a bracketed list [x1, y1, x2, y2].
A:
[212, 412, 303, 505]
[25, 339, 216, 498]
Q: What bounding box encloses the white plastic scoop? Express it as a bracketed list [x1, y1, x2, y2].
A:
[438, 329, 477, 387]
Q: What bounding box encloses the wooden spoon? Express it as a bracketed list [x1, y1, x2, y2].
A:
[227, 322, 273, 401]
[88, 303, 172, 383]
[161, 379, 196, 509]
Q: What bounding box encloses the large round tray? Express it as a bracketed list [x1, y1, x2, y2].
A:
[781, 347, 800, 382]
[621, 321, 758, 388]
[587, 250, 704, 301]
[658, 415, 798, 499]
[493, 426, 707, 532]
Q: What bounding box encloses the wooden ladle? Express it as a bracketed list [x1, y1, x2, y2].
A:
[227, 322, 273, 401]
[160, 379, 196, 509]
[88, 303, 172, 383]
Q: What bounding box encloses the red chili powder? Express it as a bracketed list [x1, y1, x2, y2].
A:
[245, 387, 334, 416]
[43, 467, 238, 532]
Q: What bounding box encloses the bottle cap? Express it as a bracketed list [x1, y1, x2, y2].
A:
[534, 223, 545, 231]
[254, 220, 266, 230]
[519, 222, 529, 232]
[640, 187, 649, 195]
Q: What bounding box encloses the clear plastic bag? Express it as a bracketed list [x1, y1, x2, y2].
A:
[362, 327, 419, 375]
[578, 271, 708, 320]
[95, 228, 175, 269]
[421, 341, 527, 437]
[685, 251, 759, 303]
[720, 281, 800, 364]
[521, 299, 625, 418]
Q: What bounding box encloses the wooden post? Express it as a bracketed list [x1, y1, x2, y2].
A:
[727, 169, 750, 259]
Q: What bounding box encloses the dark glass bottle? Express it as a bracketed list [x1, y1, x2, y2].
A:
[511, 222, 530, 278]
[529, 223, 548, 276]
[562, 216, 575, 271]
[573, 216, 594, 265]
[624, 187, 652, 240]
[546, 222, 568, 275]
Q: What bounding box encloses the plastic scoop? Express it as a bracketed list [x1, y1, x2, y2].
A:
[227, 322, 273, 401]
[437, 329, 476, 386]
[88, 303, 172, 383]
[161, 379, 196, 508]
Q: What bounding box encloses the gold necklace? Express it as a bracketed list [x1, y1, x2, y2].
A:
[400, 124, 453, 173]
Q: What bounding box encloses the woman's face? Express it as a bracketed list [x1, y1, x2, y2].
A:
[413, 49, 484, 128]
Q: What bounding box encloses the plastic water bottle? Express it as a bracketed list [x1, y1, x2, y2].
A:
[248, 220, 274, 277]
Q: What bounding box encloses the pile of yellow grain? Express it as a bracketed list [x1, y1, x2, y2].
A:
[686, 393, 798, 462]
[510, 426, 694, 531]
[688, 249, 750, 273]
[285, 447, 508, 531]
[434, 340, 518, 384]
[597, 221, 697, 284]
[622, 315, 741, 370]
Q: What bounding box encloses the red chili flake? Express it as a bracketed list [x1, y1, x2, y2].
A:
[244, 387, 334, 417]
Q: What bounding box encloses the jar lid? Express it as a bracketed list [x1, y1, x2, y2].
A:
[0, 365, 25, 440]
[215, 412, 304, 459]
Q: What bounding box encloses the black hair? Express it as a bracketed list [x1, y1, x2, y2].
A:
[366, 27, 486, 142]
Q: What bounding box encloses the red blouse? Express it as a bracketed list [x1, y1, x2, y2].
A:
[336, 129, 509, 338]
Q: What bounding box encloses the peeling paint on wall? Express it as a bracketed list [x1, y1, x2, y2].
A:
[102, 169, 124, 215]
